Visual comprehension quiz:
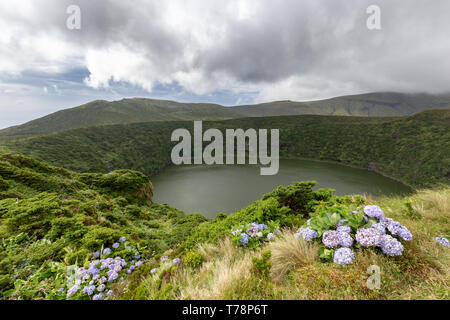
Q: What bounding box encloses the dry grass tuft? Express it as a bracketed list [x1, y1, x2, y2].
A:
[268, 232, 318, 281]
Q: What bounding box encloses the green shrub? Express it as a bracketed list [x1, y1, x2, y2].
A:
[252, 250, 272, 277]
[81, 226, 118, 250]
[184, 251, 205, 269]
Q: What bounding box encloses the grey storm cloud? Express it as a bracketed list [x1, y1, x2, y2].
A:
[1, 0, 450, 103]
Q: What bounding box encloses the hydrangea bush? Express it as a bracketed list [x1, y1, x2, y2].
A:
[297, 204, 413, 265]
[231, 221, 280, 249]
[61, 238, 146, 300]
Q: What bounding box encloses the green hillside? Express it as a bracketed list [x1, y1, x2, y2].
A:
[2, 92, 450, 137]
[4, 110, 450, 188]
[0, 154, 448, 300]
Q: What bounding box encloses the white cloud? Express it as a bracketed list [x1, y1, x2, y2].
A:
[1, 0, 450, 107]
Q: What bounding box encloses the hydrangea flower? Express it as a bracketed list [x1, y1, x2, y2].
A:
[337, 231, 354, 248]
[336, 225, 351, 234]
[82, 285, 96, 296]
[435, 237, 450, 247]
[135, 261, 143, 267]
[66, 285, 79, 298]
[173, 258, 180, 265]
[386, 220, 402, 235]
[333, 248, 354, 265]
[267, 233, 274, 241]
[103, 248, 111, 256]
[93, 293, 104, 300]
[371, 222, 386, 234]
[397, 226, 413, 241]
[239, 233, 249, 244]
[355, 228, 382, 247]
[94, 251, 100, 259]
[97, 284, 105, 292]
[112, 243, 119, 249]
[299, 227, 318, 242]
[107, 290, 113, 296]
[306, 219, 311, 226]
[322, 231, 340, 248]
[380, 235, 404, 256]
[119, 237, 126, 243]
[151, 268, 157, 274]
[364, 205, 385, 219]
[246, 225, 259, 237]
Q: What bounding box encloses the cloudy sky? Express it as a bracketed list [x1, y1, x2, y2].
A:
[1, 0, 450, 128]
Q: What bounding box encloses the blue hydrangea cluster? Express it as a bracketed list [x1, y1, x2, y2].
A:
[333, 248, 354, 265]
[364, 205, 385, 219]
[297, 204, 413, 266]
[64, 237, 147, 300]
[355, 228, 382, 247]
[435, 237, 450, 247]
[380, 235, 404, 256]
[298, 227, 318, 241]
[231, 221, 279, 247]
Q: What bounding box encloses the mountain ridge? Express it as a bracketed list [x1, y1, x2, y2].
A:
[2, 92, 450, 137]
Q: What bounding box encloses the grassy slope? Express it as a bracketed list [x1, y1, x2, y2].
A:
[0, 154, 207, 297]
[4, 110, 450, 188]
[0, 155, 448, 300]
[2, 92, 450, 137]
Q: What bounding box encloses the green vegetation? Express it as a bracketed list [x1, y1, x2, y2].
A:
[0, 154, 206, 298]
[2, 92, 449, 137]
[0, 154, 448, 300]
[4, 110, 449, 188]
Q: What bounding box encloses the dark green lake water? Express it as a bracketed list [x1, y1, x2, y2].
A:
[151, 159, 412, 218]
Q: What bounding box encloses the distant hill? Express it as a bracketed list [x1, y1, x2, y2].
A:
[4, 110, 449, 188]
[1, 92, 450, 137]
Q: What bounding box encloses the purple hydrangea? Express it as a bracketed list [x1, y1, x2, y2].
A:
[246, 225, 259, 238]
[322, 231, 340, 248]
[336, 225, 352, 234]
[97, 284, 105, 292]
[66, 285, 79, 298]
[112, 243, 119, 249]
[93, 251, 100, 259]
[119, 236, 126, 243]
[151, 268, 157, 274]
[371, 222, 386, 234]
[239, 233, 249, 244]
[93, 293, 104, 300]
[107, 290, 113, 296]
[386, 220, 402, 235]
[173, 258, 180, 265]
[333, 248, 354, 265]
[435, 237, 450, 247]
[103, 248, 111, 256]
[364, 205, 385, 219]
[299, 227, 318, 242]
[380, 235, 404, 256]
[355, 228, 382, 247]
[397, 226, 413, 241]
[337, 231, 354, 248]
[267, 233, 274, 240]
[82, 285, 96, 296]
